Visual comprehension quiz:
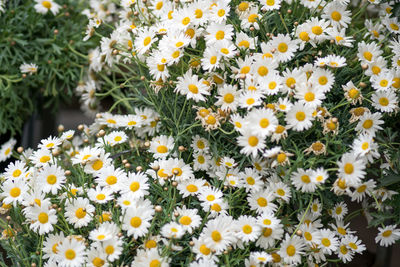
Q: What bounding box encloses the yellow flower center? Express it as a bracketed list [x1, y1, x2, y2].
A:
[267, 0, 275, 5]
[246, 177, 255, 185]
[349, 242, 358, 250]
[130, 217, 142, 228]
[242, 224, 253, 234]
[145, 240, 157, 249]
[238, 40, 250, 48]
[217, 9, 225, 17]
[188, 84, 198, 94]
[12, 169, 21, 178]
[179, 216, 192, 225]
[276, 153, 286, 163]
[224, 93, 234, 103]
[211, 230, 222, 242]
[278, 43, 288, 53]
[286, 245, 296, 256]
[238, 2, 249, 11]
[206, 194, 215, 201]
[38, 212, 49, 224]
[143, 37, 151, 46]
[379, 78, 390, 89]
[215, 30, 225, 40]
[296, 111, 306, 121]
[348, 88, 359, 99]
[340, 245, 348, 255]
[182, 17, 190, 25]
[321, 238, 331, 247]
[372, 66, 381, 75]
[92, 160, 103, 171]
[92, 257, 105, 267]
[106, 175, 117, 185]
[96, 194, 106, 200]
[312, 26, 323, 35]
[263, 227, 272, 237]
[246, 98, 255, 105]
[301, 175, 310, 183]
[362, 119, 373, 129]
[150, 259, 161, 267]
[336, 206, 342, 215]
[75, 208, 86, 219]
[187, 184, 198, 193]
[156, 145, 168, 154]
[172, 50, 180, 58]
[211, 203, 221, 211]
[331, 11, 342, 21]
[299, 31, 310, 41]
[344, 163, 354, 174]
[199, 244, 211, 255]
[390, 23, 399, 31]
[195, 9, 203, 18]
[382, 230, 392, 237]
[357, 184, 367, 193]
[155, 1, 163, 10]
[276, 188, 285, 196]
[258, 66, 268, 76]
[248, 14, 258, 23]
[185, 29, 195, 39]
[47, 175, 57, 185]
[248, 136, 259, 147]
[338, 227, 347, 235]
[65, 249, 76, 260]
[105, 245, 114, 255]
[257, 197, 267, 207]
[40, 155, 50, 163]
[363, 51, 372, 61]
[197, 155, 205, 164]
[10, 187, 21, 198]
[304, 232, 312, 241]
[319, 76, 328, 85]
[304, 92, 315, 102]
[220, 48, 229, 54]
[286, 77, 295, 87]
[42, 1, 52, 9]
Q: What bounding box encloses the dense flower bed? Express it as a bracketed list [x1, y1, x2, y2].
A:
[1, 0, 400, 266]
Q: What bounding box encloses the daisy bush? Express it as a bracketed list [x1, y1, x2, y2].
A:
[0, 0, 95, 136]
[1, 0, 400, 266]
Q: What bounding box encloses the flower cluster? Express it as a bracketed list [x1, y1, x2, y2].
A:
[1, 0, 400, 266]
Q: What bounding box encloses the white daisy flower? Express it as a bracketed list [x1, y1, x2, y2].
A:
[25, 203, 57, 235]
[57, 237, 86, 267]
[34, 0, 61, 15]
[175, 69, 210, 102]
[234, 215, 261, 242]
[248, 189, 277, 214]
[375, 225, 400, 247]
[65, 197, 95, 228]
[285, 102, 314, 131]
[87, 186, 114, 204]
[319, 229, 339, 255]
[120, 171, 149, 200]
[236, 129, 265, 157]
[337, 153, 366, 186]
[279, 234, 306, 265]
[121, 206, 154, 239]
[355, 112, 384, 136]
[20, 63, 38, 75]
[202, 215, 237, 253]
[0, 179, 28, 205]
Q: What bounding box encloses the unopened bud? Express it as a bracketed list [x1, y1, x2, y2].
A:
[57, 124, 64, 132]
